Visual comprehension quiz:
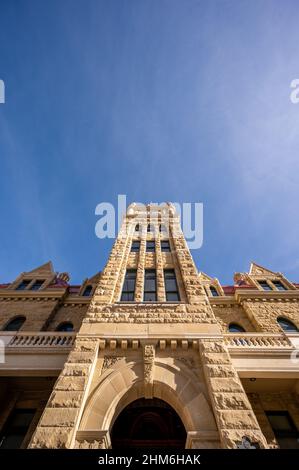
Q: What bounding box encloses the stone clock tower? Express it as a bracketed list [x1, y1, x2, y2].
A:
[29, 203, 268, 449]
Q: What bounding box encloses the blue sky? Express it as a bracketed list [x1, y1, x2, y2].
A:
[0, 0, 298, 285]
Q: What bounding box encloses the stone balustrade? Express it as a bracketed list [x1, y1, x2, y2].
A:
[224, 333, 293, 349]
[4, 331, 76, 348]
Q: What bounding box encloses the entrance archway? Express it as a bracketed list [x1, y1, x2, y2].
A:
[111, 398, 186, 448]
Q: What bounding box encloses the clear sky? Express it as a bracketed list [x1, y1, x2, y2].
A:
[0, 0, 298, 285]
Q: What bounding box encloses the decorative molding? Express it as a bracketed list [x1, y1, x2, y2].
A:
[75, 430, 111, 449]
[143, 344, 155, 398]
[102, 355, 123, 372]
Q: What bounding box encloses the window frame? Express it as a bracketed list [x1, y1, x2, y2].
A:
[210, 286, 219, 297]
[15, 280, 32, 291]
[82, 285, 93, 297]
[30, 280, 45, 291]
[257, 280, 272, 291]
[272, 280, 287, 291]
[164, 269, 180, 302]
[144, 269, 157, 302]
[120, 269, 137, 302]
[146, 241, 155, 253]
[161, 240, 171, 253]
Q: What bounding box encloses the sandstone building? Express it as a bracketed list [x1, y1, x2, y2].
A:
[0, 203, 299, 449]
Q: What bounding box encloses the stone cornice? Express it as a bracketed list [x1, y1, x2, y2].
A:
[208, 296, 237, 306]
[0, 289, 66, 301]
[235, 289, 299, 303]
[0, 290, 92, 305]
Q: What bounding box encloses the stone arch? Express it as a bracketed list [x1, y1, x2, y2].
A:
[79, 358, 219, 447]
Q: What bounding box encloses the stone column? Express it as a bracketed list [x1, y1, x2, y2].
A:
[28, 338, 99, 448]
[199, 339, 268, 448]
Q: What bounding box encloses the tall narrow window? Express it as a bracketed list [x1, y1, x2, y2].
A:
[272, 280, 287, 291]
[121, 270, 136, 301]
[3, 316, 26, 331]
[161, 240, 171, 252]
[30, 280, 45, 291]
[0, 409, 36, 449]
[16, 280, 31, 291]
[82, 285, 93, 296]
[131, 241, 140, 253]
[135, 224, 140, 232]
[159, 224, 167, 233]
[144, 270, 157, 301]
[164, 269, 180, 301]
[147, 224, 154, 233]
[210, 286, 219, 297]
[146, 241, 155, 253]
[258, 280, 272, 291]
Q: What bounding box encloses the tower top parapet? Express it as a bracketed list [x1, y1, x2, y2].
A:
[126, 202, 177, 218]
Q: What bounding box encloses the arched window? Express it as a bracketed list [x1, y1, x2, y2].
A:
[135, 224, 140, 232]
[82, 285, 93, 297]
[147, 224, 154, 233]
[277, 317, 298, 332]
[228, 323, 246, 333]
[56, 322, 74, 332]
[3, 316, 26, 331]
[210, 286, 219, 297]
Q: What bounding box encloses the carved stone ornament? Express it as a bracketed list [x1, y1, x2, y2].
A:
[76, 439, 105, 449]
[143, 344, 155, 398]
[178, 357, 195, 369]
[236, 436, 260, 449]
[102, 355, 123, 372]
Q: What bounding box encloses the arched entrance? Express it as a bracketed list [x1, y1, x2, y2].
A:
[111, 398, 186, 448]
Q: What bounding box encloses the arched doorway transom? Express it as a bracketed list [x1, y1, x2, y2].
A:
[111, 397, 186, 448]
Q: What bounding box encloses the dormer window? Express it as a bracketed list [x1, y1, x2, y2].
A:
[82, 285, 93, 297]
[258, 280, 272, 291]
[272, 280, 287, 291]
[210, 286, 219, 297]
[16, 280, 31, 290]
[30, 280, 45, 291]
